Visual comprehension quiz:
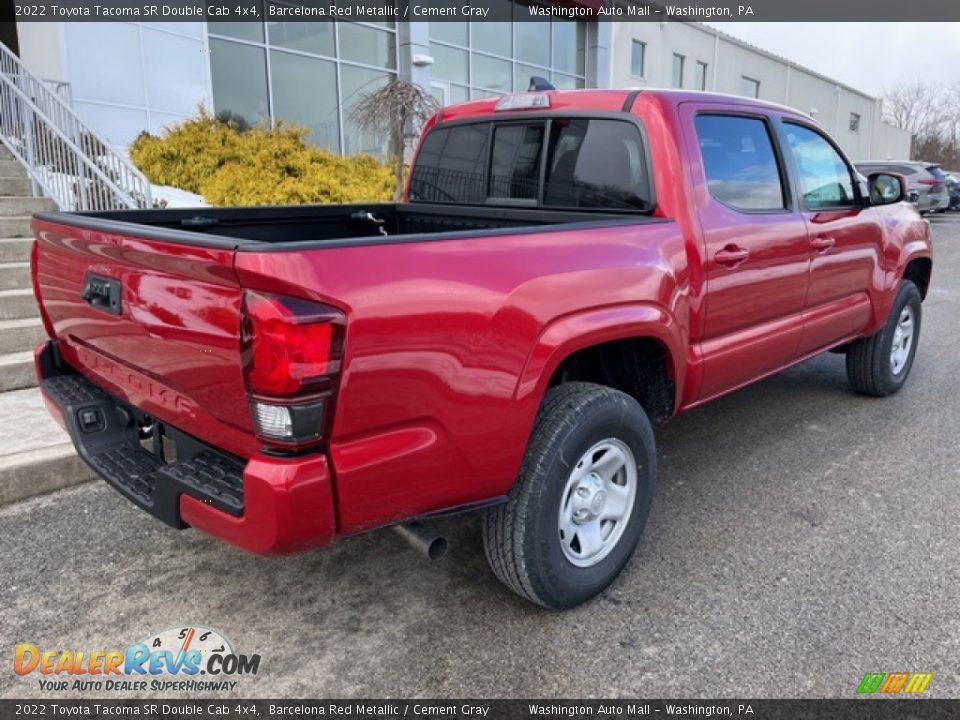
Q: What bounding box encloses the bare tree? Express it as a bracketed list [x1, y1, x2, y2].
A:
[883, 81, 960, 168]
[882, 82, 943, 137]
[349, 79, 440, 200]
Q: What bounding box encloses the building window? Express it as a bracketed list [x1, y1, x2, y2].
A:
[694, 61, 708, 91]
[430, 18, 586, 104]
[672, 54, 685, 88]
[631, 40, 645, 77]
[209, 18, 398, 156]
[849, 112, 861, 133]
[740, 76, 761, 99]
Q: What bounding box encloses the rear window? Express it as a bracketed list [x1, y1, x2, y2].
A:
[489, 124, 544, 201]
[409, 117, 652, 212]
[407, 124, 488, 203]
[544, 119, 651, 210]
[927, 165, 946, 180]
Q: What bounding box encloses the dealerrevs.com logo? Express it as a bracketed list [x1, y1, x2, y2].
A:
[14, 626, 261, 693]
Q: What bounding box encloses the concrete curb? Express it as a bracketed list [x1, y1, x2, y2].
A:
[0, 443, 95, 506]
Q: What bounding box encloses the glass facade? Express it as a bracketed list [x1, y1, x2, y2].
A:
[208, 4, 589, 156]
[209, 14, 397, 156]
[429, 18, 587, 105]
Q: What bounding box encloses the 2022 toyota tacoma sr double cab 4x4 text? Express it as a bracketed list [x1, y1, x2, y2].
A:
[30, 89, 932, 608]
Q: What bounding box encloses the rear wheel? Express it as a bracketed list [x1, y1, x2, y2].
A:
[846, 280, 922, 397]
[481, 383, 655, 609]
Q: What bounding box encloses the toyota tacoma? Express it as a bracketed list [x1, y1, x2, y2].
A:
[30, 89, 932, 608]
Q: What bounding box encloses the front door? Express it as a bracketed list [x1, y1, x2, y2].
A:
[778, 121, 885, 353]
[683, 107, 812, 402]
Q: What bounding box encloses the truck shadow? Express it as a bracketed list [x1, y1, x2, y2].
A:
[206, 351, 870, 606]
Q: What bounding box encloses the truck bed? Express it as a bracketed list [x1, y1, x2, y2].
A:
[31, 197, 674, 544]
[35, 202, 660, 250]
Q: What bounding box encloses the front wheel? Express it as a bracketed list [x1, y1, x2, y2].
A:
[481, 382, 655, 609]
[846, 280, 923, 397]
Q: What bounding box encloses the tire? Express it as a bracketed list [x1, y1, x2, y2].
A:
[846, 280, 922, 397]
[481, 382, 655, 609]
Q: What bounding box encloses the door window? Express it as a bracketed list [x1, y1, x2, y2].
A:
[783, 123, 857, 210]
[695, 114, 786, 212]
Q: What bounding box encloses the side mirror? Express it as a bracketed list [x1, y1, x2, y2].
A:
[868, 172, 908, 206]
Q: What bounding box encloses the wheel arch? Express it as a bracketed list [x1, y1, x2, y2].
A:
[902, 255, 932, 298]
[515, 303, 685, 427]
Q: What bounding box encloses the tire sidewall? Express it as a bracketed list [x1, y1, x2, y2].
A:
[523, 393, 655, 609]
[879, 281, 923, 393]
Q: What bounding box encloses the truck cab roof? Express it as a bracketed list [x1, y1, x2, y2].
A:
[436, 88, 811, 124]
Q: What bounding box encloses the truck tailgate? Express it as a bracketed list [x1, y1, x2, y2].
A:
[32, 217, 258, 458]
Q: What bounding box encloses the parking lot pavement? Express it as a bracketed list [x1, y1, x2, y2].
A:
[3, 213, 960, 700]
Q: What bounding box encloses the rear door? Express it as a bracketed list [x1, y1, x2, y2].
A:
[777, 121, 884, 353]
[681, 105, 811, 401]
[32, 217, 258, 458]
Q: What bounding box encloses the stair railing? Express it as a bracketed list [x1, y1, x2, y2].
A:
[0, 41, 152, 211]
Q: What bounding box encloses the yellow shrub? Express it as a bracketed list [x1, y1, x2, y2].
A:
[129, 109, 396, 206]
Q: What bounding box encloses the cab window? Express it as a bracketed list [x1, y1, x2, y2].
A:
[695, 114, 786, 212]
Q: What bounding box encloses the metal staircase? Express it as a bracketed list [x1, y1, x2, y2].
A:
[0, 40, 152, 211]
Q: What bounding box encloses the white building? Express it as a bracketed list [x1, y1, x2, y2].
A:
[608, 21, 912, 160]
[12, 15, 911, 162]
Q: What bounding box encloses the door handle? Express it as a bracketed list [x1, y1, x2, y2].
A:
[714, 245, 750, 267]
[811, 235, 836, 252]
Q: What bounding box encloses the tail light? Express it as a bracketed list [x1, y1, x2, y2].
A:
[241, 290, 345, 451]
[917, 179, 941, 186]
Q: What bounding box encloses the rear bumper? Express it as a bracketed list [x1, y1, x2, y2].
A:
[35, 341, 337, 555]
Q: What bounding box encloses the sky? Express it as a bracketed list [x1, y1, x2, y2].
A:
[706, 23, 960, 97]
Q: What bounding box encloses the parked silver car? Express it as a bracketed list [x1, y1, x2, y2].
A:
[945, 172, 960, 211]
[856, 161, 950, 213]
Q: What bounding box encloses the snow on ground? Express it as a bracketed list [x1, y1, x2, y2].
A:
[27, 163, 209, 209]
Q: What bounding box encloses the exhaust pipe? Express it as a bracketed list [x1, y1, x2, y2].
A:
[393, 522, 447, 560]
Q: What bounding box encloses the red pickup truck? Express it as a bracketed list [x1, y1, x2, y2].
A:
[31, 89, 932, 608]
